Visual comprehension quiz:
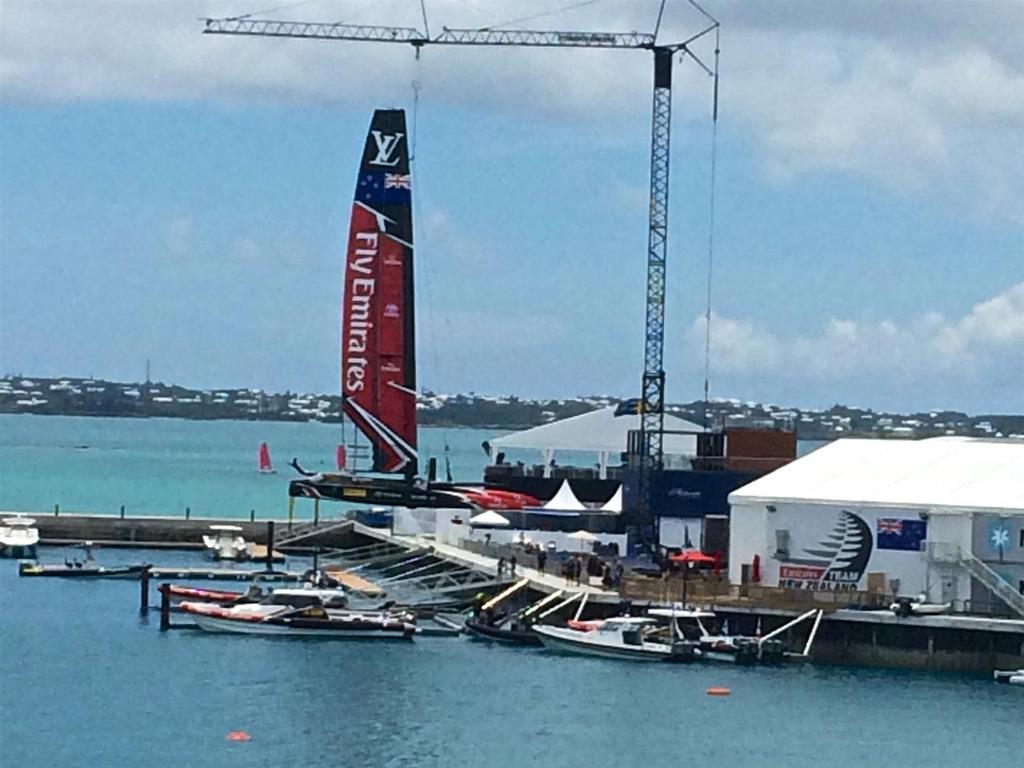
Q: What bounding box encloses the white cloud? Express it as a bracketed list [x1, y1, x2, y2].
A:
[690, 282, 1024, 380]
[2, 1, 1023, 222]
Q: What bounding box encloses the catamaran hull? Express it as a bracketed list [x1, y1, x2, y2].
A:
[465, 620, 543, 646]
[190, 613, 414, 639]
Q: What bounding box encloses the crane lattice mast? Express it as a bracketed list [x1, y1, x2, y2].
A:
[200, 2, 719, 550]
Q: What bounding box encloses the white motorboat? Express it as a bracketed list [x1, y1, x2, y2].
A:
[201, 525, 253, 561]
[647, 607, 784, 664]
[533, 617, 699, 662]
[993, 669, 1024, 686]
[0, 514, 40, 559]
[890, 595, 952, 618]
[179, 591, 415, 639]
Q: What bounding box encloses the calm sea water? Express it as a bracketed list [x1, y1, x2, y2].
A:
[0, 548, 1021, 768]
[0, 414, 507, 518]
[1, 416, 1020, 766]
[0, 414, 824, 519]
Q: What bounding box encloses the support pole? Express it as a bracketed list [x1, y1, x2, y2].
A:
[288, 496, 295, 530]
[758, 608, 818, 645]
[573, 591, 589, 621]
[538, 592, 583, 620]
[482, 577, 529, 611]
[521, 590, 564, 618]
[159, 583, 171, 631]
[265, 520, 275, 572]
[139, 565, 151, 615]
[802, 609, 825, 657]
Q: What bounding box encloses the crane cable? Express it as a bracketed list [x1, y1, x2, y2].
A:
[702, 27, 720, 431]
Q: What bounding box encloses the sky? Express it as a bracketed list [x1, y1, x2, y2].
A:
[1, 0, 1022, 414]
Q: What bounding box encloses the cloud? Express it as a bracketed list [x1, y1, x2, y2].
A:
[2, 1, 1023, 222]
[689, 281, 1024, 381]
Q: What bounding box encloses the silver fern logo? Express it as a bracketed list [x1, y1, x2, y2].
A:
[779, 511, 873, 591]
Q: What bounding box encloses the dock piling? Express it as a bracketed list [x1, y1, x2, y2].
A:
[120, 504, 126, 519]
[265, 520, 275, 572]
[54, 503, 60, 517]
[250, 508, 255, 522]
[139, 566, 151, 615]
[159, 583, 171, 631]
[185, 506, 191, 520]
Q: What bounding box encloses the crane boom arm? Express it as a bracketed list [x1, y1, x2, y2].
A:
[202, 18, 654, 49]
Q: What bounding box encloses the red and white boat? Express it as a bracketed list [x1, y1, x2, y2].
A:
[179, 590, 415, 639]
[257, 441, 275, 474]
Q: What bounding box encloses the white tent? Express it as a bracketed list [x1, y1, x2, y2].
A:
[567, 529, 598, 552]
[543, 480, 587, 511]
[729, 436, 1024, 512]
[490, 406, 700, 455]
[600, 485, 623, 513]
[469, 510, 511, 527]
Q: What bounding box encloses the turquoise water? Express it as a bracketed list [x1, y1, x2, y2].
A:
[1, 416, 1021, 765]
[0, 414, 502, 518]
[0, 549, 1021, 768]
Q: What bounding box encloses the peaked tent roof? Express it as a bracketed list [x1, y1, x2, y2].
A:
[469, 510, 511, 526]
[600, 485, 623, 513]
[490, 406, 701, 455]
[543, 480, 587, 511]
[729, 436, 1024, 513]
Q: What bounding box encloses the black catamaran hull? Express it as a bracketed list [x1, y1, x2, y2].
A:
[289, 475, 475, 508]
[465, 620, 544, 646]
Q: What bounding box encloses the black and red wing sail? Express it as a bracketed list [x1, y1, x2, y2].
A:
[340, 110, 417, 475]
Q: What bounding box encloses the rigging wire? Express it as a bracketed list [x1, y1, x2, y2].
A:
[484, 0, 601, 30]
[701, 27, 720, 431]
[409, 72, 454, 481]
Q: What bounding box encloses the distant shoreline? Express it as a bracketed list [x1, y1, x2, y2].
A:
[3, 375, 1021, 440]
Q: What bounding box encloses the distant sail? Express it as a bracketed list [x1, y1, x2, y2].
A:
[340, 109, 417, 475]
[336, 444, 347, 471]
[258, 442, 273, 472]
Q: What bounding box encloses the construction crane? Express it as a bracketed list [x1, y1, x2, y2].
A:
[200, 1, 719, 549]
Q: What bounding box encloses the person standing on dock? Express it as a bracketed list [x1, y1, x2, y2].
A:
[537, 549, 547, 575]
[509, 554, 517, 577]
[497, 556, 506, 578]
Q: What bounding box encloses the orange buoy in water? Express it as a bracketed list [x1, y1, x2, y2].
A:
[226, 731, 251, 742]
[706, 687, 731, 696]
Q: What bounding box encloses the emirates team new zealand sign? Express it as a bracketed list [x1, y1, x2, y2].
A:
[779, 511, 873, 592]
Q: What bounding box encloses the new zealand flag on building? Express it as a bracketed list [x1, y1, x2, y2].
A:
[614, 398, 644, 417]
[876, 518, 928, 551]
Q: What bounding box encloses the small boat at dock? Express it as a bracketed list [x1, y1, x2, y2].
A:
[993, 669, 1024, 686]
[201, 524, 253, 561]
[180, 591, 415, 639]
[0, 514, 39, 559]
[19, 562, 149, 579]
[647, 608, 784, 664]
[465, 617, 543, 646]
[533, 617, 699, 662]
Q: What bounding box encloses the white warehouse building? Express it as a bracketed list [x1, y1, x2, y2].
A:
[728, 437, 1024, 616]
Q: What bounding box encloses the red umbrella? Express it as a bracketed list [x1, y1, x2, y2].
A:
[669, 550, 716, 565]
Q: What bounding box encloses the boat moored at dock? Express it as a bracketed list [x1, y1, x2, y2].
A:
[647, 607, 785, 664]
[993, 669, 1024, 686]
[0, 514, 39, 559]
[533, 617, 699, 662]
[201, 524, 253, 561]
[179, 591, 416, 639]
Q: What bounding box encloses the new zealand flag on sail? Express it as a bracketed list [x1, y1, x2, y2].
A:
[876, 518, 928, 551]
[356, 171, 411, 206]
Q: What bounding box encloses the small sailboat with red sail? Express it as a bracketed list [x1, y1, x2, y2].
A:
[287, 109, 537, 512]
[257, 441, 275, 474]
